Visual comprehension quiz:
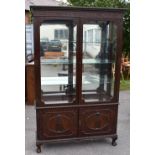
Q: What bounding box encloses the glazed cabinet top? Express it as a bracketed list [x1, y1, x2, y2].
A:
[31, 6, 125, 107]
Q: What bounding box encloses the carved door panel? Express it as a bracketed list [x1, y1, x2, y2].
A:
[79, 106, 117, 136]
[37, 108, 78, 140]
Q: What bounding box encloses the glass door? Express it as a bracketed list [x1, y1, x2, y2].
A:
[40, 20, 77, 105]
[82, 21, 117, 103]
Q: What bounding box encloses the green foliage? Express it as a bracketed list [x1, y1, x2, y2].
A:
[123, 8, 130, 57]
[120, 80, 130, 90]
[67, 0, 130, 57]
[68, 0, 123, 7]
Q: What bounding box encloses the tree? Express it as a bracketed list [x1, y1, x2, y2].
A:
[67, 0, 130, 57]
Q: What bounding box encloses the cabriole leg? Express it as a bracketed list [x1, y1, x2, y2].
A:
[36, 144, 42, 153]
[112, 135, 118, 146]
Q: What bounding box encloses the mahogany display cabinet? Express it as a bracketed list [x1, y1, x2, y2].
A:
[30, 6, 125, 153]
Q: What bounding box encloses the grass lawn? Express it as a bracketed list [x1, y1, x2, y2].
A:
[120, 80, 130, 90]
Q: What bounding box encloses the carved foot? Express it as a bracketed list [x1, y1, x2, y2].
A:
[36, 144, 41, 153]
[112, 135, 118, 146]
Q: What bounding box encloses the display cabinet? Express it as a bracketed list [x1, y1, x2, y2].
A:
[30, 6, 125, 153]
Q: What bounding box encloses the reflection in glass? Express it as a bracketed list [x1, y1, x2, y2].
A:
[82, 22, 117, 102]
[40, 22, 77, 105]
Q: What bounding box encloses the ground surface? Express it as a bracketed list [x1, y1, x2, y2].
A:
[25, 90, 130, 155]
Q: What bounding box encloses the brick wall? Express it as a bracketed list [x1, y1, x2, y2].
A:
[25, 11, 30, 24]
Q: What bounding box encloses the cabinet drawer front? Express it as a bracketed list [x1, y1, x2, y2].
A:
[37, 108, 78, 140]
[79, 106, 117, 136]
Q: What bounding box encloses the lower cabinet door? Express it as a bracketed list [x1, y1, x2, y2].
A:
[37, 108, 78, 140]
[79, 105, 117, 136]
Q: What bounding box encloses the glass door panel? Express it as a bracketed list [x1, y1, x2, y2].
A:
[40, 21, 77, 105]
[82, 21, 117, 103]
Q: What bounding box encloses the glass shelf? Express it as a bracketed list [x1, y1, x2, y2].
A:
[82, 41, 115, 44]
[41, 58, 114, 65]
[41, 76, 112, 86]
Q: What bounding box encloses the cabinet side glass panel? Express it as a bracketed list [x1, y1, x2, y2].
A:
[82, 21, 117, 103]
[40, 22, 77, 105]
